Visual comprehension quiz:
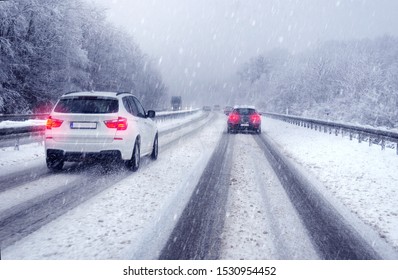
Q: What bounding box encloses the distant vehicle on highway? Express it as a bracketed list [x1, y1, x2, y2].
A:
[223, 106, 233, 115]
[171, 96, 182, 111]
[202, 105, 212, 111]
[213, 104, 221, 111]
[227, 106, 262, 134]
[45, 91, 158, 171]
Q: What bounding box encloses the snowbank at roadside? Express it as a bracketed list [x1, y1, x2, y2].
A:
[264, 118, 398, 251]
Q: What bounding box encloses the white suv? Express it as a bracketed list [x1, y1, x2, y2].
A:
[45, 91, 158, 171]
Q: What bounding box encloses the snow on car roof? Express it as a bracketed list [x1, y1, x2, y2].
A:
[233, 105, 256, 109]
[61, 91, 134, 98]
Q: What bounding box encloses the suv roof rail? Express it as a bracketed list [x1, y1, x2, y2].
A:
[116, 91, 132, 96]
[63, 90, 81, 96]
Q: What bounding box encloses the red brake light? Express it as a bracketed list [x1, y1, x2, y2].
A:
[228, 112, 240, 124]
[46, 116, 63, 129]
[250, 113, 261, 123]
[104, 117, 128, 130]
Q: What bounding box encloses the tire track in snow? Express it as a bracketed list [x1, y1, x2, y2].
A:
[0, 113, 215, 251]
[220, 134, 317, 259]
[255, 134, 384, 259]
[159, 131, 233, 260]
[1, 113, 223, 259]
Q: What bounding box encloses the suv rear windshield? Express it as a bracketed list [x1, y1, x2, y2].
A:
[234, 108, 256, 115]
[54, 97, 119, 114]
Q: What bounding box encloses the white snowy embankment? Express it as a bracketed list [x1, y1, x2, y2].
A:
[263, 117, 398, 251]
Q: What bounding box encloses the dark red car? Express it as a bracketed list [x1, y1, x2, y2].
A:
[227, 106, 262, 134]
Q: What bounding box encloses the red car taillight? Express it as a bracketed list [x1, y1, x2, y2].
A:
[228, 112, 240, 124]
[46, 116, 63, 129]
[104, 117, 128, 130]
[250, 113, 261, 124]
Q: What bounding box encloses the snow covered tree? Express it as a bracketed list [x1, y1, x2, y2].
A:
[0, 0, 167, 113]
[237, 36, 398, 128]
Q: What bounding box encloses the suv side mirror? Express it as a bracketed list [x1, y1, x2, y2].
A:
[147, 110, 156, 118]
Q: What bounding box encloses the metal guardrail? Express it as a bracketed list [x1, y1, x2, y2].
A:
[262, 112, 398, 155]
[0, 109, 201, 150]
[155, 108, 201, 121]
[0, 113, 49, 122]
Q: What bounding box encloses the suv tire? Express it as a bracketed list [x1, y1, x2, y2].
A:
[151, 134, 158, 160]
[46, 155, 64, 171]
[125, 139, 140, 171]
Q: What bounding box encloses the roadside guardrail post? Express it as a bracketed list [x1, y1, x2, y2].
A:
[381, 139, 385, 150]
[39, 132, 44, 146]
[14, 136, 20, 151]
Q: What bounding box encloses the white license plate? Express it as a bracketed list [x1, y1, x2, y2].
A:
[240, 123, 249, 127]
[70, 122, 97, 129]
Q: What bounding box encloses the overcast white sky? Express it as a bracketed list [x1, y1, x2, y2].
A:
[87, 0, 398, 102]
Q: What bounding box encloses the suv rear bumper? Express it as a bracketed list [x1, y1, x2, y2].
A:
[45, 139, 133, 160]
[47, 149, 122, 162]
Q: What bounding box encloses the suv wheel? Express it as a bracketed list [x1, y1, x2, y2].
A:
[125, 140, 140, 171]
[46, 155, 64, 171]
[151, 134, 158, 160]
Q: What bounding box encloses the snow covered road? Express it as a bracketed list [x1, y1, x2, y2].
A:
[263, 118, 398, 255]
[220, 134, 318, 260]
[0, 112, 397, 260]
[1, 112, 222, 259]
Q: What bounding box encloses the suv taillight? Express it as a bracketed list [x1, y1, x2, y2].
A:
[250, 113, 261, 124]
[104, 117, 128, 130]
[228, 112, 240, 124]
[46, 116, 63, 129]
